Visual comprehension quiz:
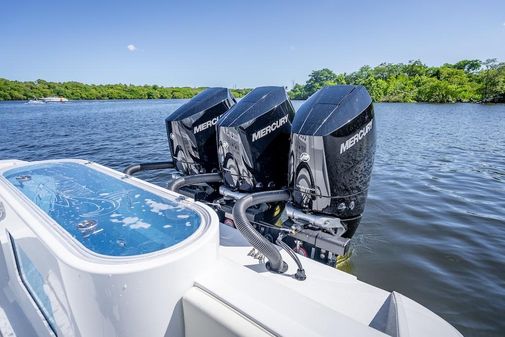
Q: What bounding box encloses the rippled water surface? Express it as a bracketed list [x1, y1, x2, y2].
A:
[1, 100, 504, 336]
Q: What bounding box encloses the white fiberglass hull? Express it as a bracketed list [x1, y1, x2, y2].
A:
[0, 159, 462, 337]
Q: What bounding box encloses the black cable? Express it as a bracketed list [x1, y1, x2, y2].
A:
[276, 232, 306, 281]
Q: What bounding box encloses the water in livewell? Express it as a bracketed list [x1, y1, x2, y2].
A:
[0, 100, 504, 336]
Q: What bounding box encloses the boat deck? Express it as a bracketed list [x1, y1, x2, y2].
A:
[0, 159, 462, 337]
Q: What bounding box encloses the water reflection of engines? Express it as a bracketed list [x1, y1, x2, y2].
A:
[165, 85, 376, 266]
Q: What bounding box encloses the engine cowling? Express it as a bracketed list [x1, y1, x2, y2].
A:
[289, 85, 376, 238]
[165, 88, 236, 175]
[217, 86, 294, 192]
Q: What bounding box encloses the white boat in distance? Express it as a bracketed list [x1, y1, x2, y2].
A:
[41, 96, 68, 103]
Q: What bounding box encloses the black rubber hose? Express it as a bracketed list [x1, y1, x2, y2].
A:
[276, 233, 306, 281]
[124, 161, 175, 176]
[232, 190, 290, 273]
[167, 173, 223, 194]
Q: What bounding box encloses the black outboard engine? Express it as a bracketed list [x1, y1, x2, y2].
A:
[126, 84, 376, 277]
[165, 87, 236, 175]
[217, 86, 294, 192]
[229, 85, 376, 275]
[289, 85, 376, 238]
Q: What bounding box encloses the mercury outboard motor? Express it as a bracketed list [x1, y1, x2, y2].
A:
[217, 86, 294, 192]
[231, 85, 375, 277]
[129, 84, 375, 278]
[165, 88, 236, 175]
[289, 85, 376, 238]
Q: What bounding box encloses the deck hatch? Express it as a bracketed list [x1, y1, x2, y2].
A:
[3, 162, 202, 257]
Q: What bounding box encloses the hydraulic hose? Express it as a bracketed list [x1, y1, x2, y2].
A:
[167, 173, 223, 194]
[232, 190, 290, 273]
[124, 161, 175, 176]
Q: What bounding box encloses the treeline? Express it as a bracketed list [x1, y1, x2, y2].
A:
[0, 79, 251, 100]
[290, 59, 505, 103]
[1, 59, 504, 103]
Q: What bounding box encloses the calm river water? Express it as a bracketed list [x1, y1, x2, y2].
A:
[1, 100, 504, 336]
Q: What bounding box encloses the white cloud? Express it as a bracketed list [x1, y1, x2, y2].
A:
[127, 44, 137, 52]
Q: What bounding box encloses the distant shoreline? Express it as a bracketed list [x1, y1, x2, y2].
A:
[0, 79, 252, 101]
[1, 59, 504, 103]
[2, 99, 503, 106]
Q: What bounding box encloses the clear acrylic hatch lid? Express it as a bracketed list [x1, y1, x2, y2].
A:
[2, 162, 203, 257]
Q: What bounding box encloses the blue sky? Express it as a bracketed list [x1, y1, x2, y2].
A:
[1, 0, 504, 88]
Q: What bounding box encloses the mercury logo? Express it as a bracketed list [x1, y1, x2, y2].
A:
[194, 117, 219, 134]
[340, 120, 373, 154]
[252, 115, 289, 142]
